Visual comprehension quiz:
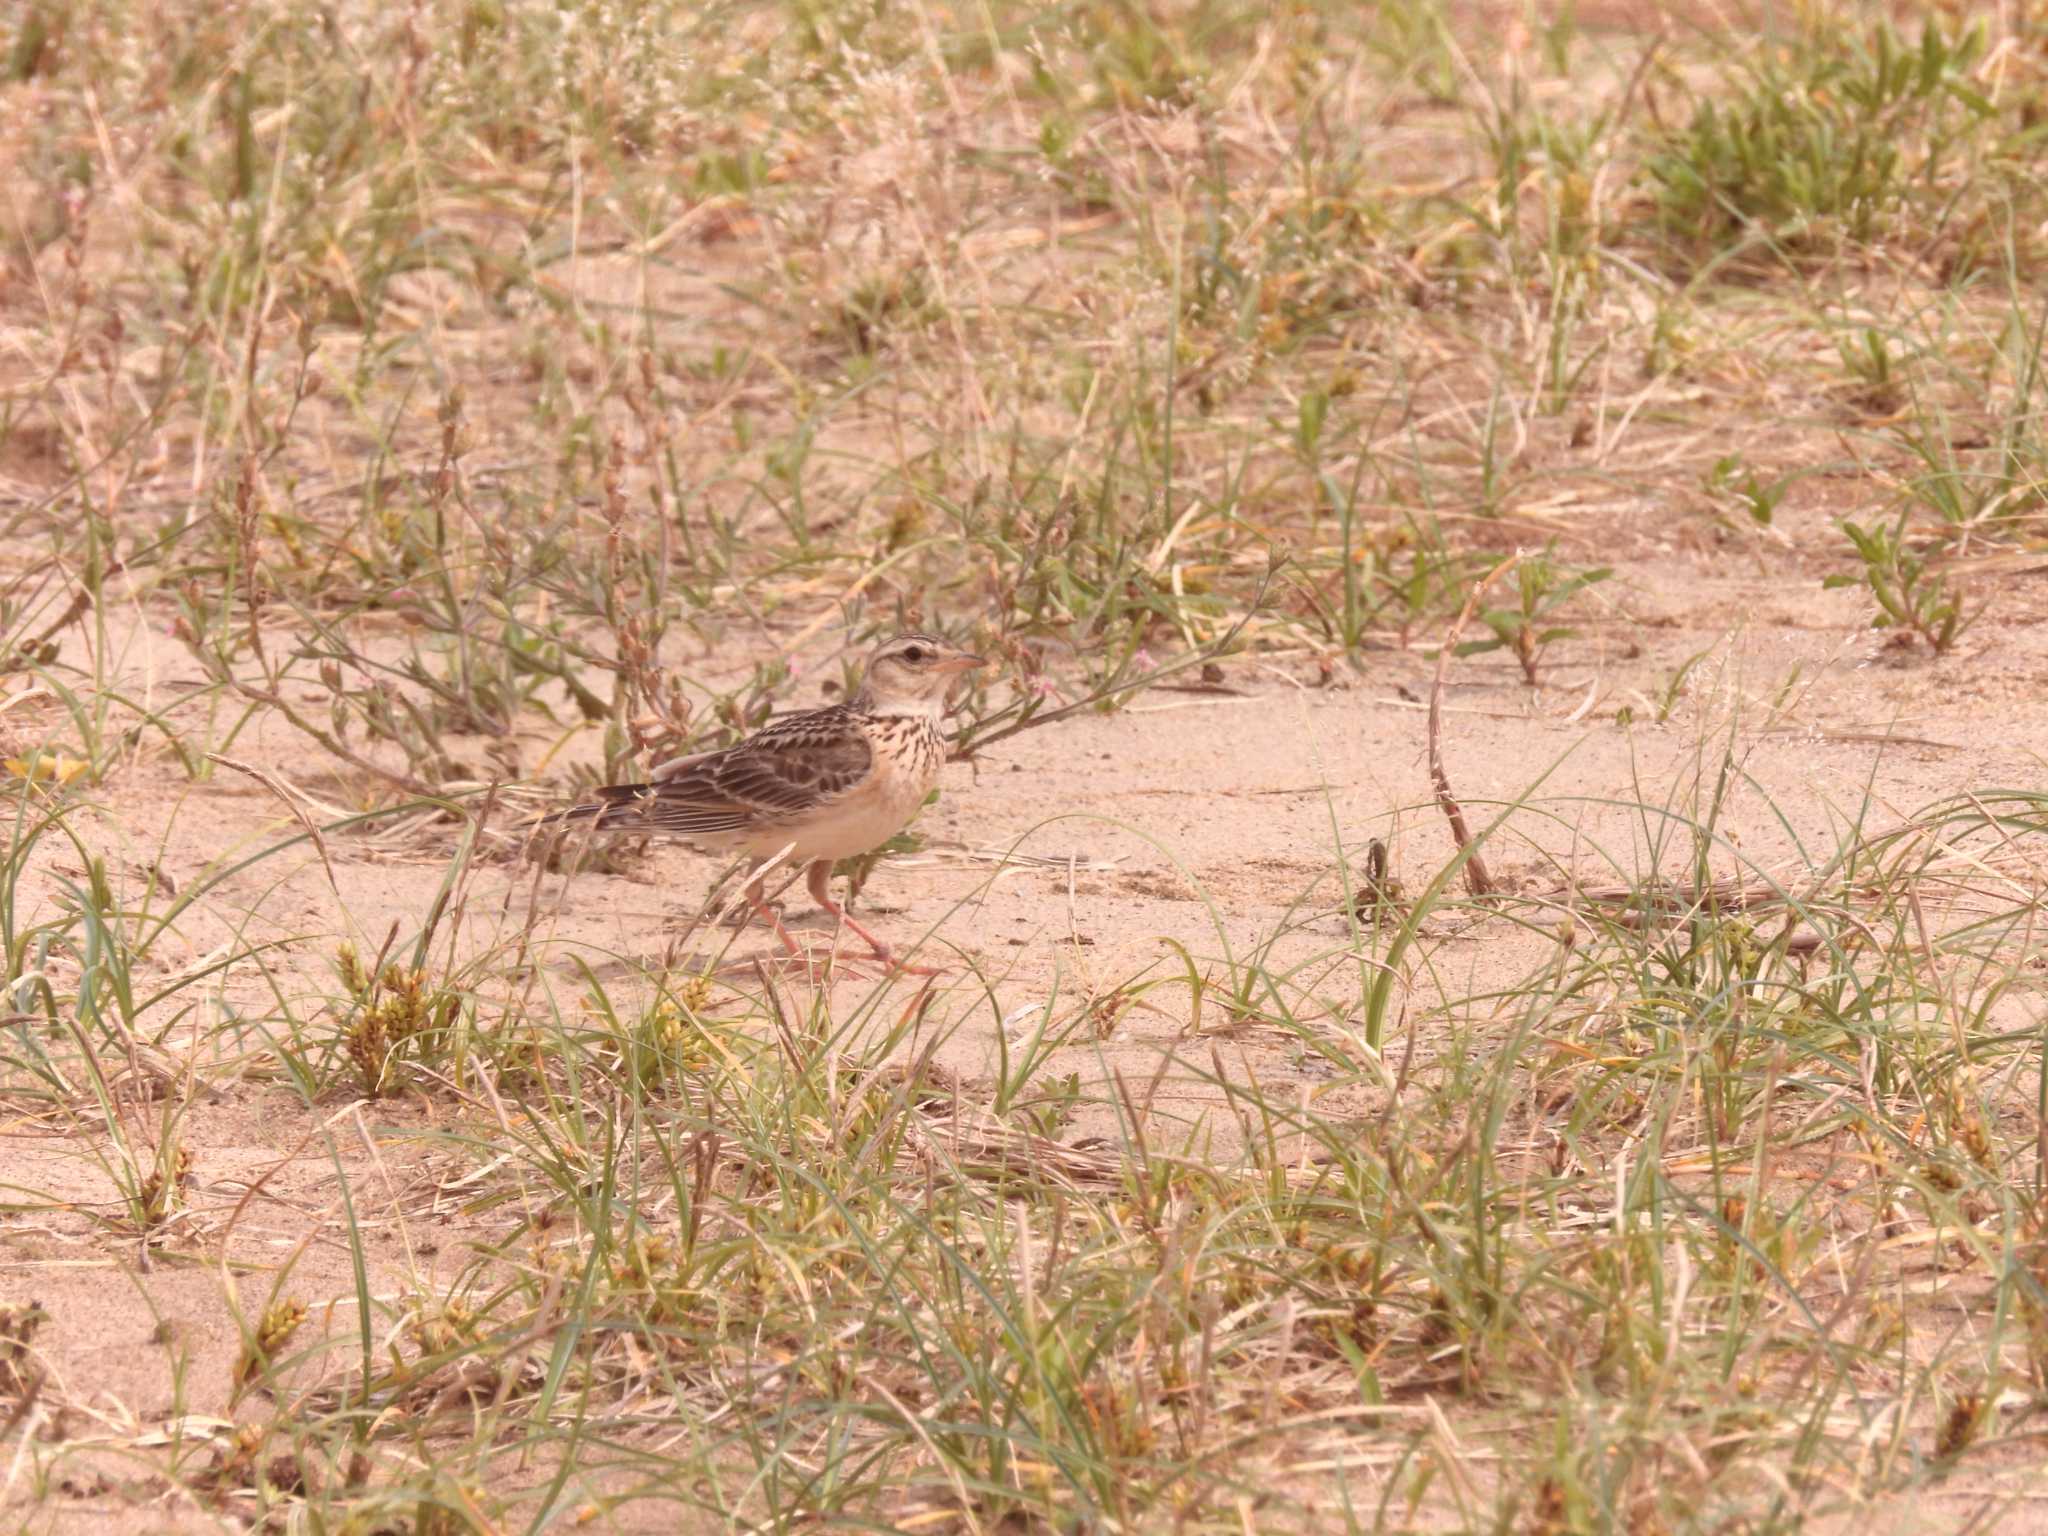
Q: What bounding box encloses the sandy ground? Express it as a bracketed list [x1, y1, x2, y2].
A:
[6, 0, 2048, 1522]
[4, 505, 2048, 1531]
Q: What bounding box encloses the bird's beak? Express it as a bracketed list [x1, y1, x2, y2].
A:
[939, 652, 989, 675]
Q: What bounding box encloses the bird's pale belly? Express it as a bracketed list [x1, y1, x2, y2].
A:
[739, 769, 936, 863]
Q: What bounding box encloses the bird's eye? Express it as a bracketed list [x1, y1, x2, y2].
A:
[902, 645, 926, 663]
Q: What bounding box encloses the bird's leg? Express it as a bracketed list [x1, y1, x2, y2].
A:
[805, 860, 889, 955]
[805, 861, 943, 976]
[741, 872, 807, 957]
[728, 866, 868, 981]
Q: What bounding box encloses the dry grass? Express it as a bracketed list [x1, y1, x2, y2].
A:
[5, 0, 2048, 1530]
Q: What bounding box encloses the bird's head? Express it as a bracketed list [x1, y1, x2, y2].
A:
[857, 632, 987, 715]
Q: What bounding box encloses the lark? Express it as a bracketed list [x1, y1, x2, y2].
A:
[546, 633, 986, 970]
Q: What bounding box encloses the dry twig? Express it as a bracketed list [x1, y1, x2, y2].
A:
[1427, 554, 1516, 898]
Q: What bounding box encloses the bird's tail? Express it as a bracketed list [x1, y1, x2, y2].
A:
[527, 783, 655, 835]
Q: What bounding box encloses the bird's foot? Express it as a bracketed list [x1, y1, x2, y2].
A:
[826, 910, 947, 976]
[866, 947, 947, 978]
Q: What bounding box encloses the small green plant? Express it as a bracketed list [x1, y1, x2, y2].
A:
[1017, 1068, 1082, 1138]
[1646, 16, 1991, 248]
[838, 805, 930, 907]
[1644, 647, 1714, 725]
[1457, 551, 1611, 686]
[830, 265, 935, 355]
[1705, 454, 1794, 526]
[1836, 325, 1903, 413]
[1824, 516, 1976, 655]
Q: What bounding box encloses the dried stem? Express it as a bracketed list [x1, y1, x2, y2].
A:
[1428, 554, 1517, 899]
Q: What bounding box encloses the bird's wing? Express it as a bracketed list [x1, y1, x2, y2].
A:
[695, 707, 874, 814]
[648, 747, 716, 782]
[587, 706, 873, 838]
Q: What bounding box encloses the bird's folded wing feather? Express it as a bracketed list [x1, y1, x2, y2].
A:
[598, 709, 873, 836]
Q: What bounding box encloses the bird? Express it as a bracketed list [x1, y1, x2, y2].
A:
[542, 632, 987, 971]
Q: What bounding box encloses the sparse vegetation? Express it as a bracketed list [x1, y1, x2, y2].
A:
[4, 0, 2048, 1531]
[1646, 14, 1994, 252]
[1826, 514, 1978, 655]
[1454, 548, 1611, 688]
